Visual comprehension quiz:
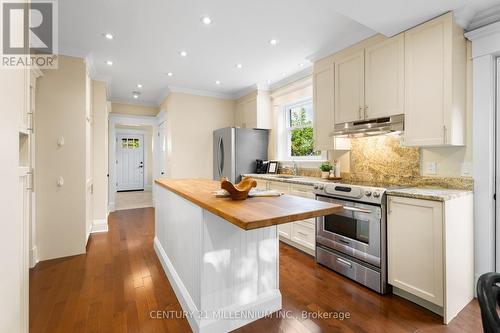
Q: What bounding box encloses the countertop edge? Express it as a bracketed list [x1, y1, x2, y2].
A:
[154, 179, 341, 230]
[386, 190, 473, 202]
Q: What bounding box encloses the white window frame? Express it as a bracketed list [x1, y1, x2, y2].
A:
[282, 98, 326, 161]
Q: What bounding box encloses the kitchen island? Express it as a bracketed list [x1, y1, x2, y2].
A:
[154, 179, 341, 333]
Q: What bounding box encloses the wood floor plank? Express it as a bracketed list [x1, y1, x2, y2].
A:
[30, 207, 482, 333]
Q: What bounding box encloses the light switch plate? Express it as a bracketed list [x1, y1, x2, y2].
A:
[426, 162, 437, 175]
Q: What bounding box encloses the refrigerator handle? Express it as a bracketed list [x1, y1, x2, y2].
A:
[220, 137, 225, 176]
[217, 136, 223, 178]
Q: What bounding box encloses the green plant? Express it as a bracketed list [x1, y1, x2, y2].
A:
[319, 162, 333, 172]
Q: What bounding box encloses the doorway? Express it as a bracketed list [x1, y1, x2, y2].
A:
[116, 134, 144, 192]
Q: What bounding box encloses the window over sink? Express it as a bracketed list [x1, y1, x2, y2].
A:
[283, 98, 325, 160]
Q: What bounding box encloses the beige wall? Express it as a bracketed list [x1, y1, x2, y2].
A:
[35, 55, 87, 261]
[92, 80, 109, 221]
[160, 92, 235, 179]
[115, 125, 154, 187]
[111, 102, 159, 116]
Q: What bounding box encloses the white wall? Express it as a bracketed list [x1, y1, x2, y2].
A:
[0, 67, 26, 333]
[35, 55, 87, 260]
[92, 80, 109, 226]
[160, 92, 235, 179]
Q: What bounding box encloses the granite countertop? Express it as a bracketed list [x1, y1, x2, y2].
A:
[386, 188, 473, 202]
[243, 173, 473, 202]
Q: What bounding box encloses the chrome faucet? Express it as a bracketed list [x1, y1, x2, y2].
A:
[292, 162, 298, 176]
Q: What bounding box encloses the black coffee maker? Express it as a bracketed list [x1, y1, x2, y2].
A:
[255, 160, 269, 174]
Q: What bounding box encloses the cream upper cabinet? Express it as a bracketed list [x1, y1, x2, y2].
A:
[403, 13, 466, 147]
[313, 56, 334, 151]
[334, 49, 365, 124]
[365, 34, 405, 119]
[387, 196, 444, 306]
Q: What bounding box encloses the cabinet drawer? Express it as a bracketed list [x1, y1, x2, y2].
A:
[255, 180, 268, 190]
[290, 184, 315, 199]
[291, 223, 315, 250]
[278, 223, 292, 239]
[268, 181, 290, 194]
[295, 218, 315, 230]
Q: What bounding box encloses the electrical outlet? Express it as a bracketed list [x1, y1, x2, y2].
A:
[426, 162, 437, 175]
[461, 162, 472, 176]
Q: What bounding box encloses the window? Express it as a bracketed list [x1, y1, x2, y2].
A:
[284, 99, 322, 160]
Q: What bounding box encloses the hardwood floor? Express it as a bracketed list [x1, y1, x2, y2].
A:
[30, 208, 482, 333]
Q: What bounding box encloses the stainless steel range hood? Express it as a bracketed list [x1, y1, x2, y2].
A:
[330, 114, 404, 138]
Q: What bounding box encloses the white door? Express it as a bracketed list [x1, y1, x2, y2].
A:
[116, 134, 144, 191]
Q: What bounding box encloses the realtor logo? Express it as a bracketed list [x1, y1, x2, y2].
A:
[1, 0, 58, 68]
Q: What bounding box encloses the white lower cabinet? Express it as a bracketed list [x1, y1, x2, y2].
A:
[387, 194, 474, 324]
[267, 181, 316, 256]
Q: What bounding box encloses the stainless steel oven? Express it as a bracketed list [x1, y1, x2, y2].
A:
[313, 183, 389, 294]
[316, 197, 382, 267]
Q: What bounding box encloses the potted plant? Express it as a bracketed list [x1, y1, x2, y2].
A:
[319, 162, 333, 179]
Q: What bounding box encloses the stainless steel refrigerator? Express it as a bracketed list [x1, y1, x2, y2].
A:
[213, 127, 269, 183]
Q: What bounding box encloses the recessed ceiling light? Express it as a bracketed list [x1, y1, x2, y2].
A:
[179, 51, 187, 57]
[298, 63, 304, 67]
[137, 84, 143, 88]
[235, 63, 243, 69]
[215, 80, 221, 85]
[269, 39, 279, 46]
[166, 72, 173, 77]
[281, 72, 286, 76]
[103, 33, 114, 40]
[132, 91, 141, 99]
[133, 94, 139, 99]
[105, 60, 113, 65]
[201, 16, 212, 25]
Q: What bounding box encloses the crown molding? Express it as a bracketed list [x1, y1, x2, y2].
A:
[465, 19, 500, 41]
[269, 67, 313, 92]
[167, 85, 236, 100]
[109, 98, 160, 108]
[466, 4, 500, 32]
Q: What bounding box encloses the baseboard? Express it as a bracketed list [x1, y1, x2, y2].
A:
[29, 246, 38, 268]
[91, 218, 109, 233]
[154, 237, 281, 333]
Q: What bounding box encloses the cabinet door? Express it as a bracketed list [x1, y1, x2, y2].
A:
[313, 58, 334, 150]
[334, 50, 365, 124]
[365, 34, 404, 119]
[403, 17, 448, 146]
[387, 196, 443, 306]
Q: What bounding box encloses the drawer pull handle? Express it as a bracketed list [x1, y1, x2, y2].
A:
[336, 257, 352, 268]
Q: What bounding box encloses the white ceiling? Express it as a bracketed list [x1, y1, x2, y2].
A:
[58, 0, 499, 106]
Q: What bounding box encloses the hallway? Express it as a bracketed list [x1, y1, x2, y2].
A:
[29, 208, 482, 333]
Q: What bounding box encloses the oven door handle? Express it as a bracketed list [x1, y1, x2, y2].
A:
[342, 206, 372, 214]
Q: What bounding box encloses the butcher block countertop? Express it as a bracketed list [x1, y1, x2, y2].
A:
[155, 178, 342, 230]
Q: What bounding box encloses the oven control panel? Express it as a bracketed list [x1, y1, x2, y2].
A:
[313, 183, 386, 205]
